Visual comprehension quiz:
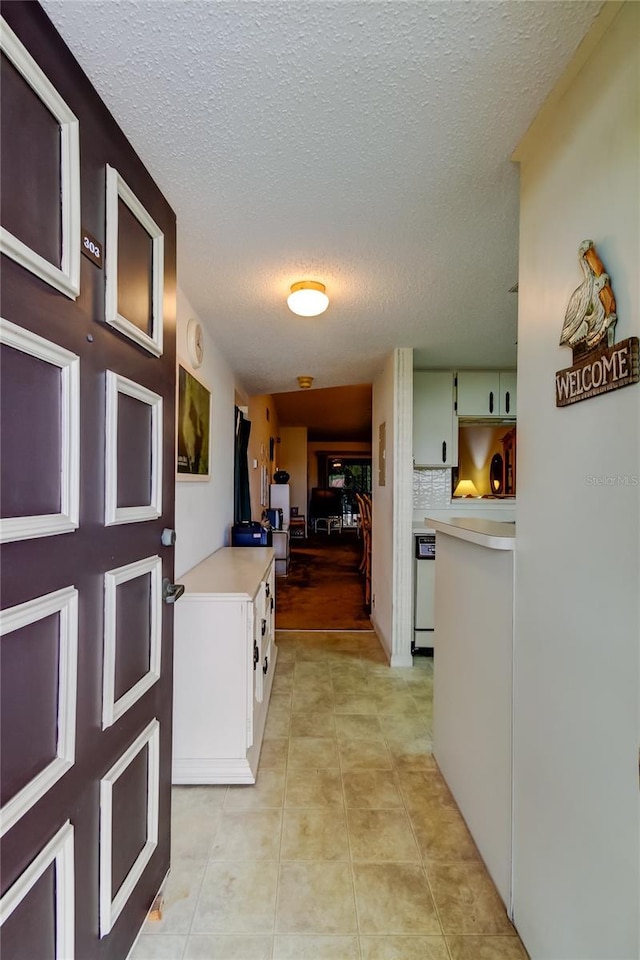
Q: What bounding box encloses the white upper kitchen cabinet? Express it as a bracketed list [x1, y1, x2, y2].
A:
[413, 371, 458, 467]
[499, 372, 517, 417]
[456, 371, 517, 418]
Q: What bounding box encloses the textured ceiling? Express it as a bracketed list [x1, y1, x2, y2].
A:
[42, 0, 602, 398]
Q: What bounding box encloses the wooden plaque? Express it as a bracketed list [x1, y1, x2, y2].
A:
[556, 337, 639, 407]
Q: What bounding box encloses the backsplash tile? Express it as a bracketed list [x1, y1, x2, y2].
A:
[413, 468, 452, 509]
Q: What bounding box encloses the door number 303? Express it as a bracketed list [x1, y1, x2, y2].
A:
[81, 229, 103, 267]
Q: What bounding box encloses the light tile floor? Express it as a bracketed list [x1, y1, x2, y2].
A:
[134, 631, 529, 960]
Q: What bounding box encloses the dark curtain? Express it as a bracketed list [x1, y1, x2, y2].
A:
[234, 406, 252, 523]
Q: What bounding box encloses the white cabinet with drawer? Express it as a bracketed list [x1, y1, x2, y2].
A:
[413, 371, 458, 467]
[172, 547, 277, 784]
[456, 371, 517, 418]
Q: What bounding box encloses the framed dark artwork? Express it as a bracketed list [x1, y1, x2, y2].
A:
[176, 364, 210, 479]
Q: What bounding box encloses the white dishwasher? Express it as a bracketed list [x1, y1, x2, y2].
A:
[413, 534, 436, 654]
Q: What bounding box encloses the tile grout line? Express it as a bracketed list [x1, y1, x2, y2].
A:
[270, 644, 296, 959]
[386, 668, 451, 952]
[178, 784, 228, 959]
[185, 633, 520, 960]
[398, 760, 452, 954]
[337, 652, 365, 960]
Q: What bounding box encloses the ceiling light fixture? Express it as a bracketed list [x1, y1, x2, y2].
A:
[287, 280, 329, 317]
[297, 376, 314, 389]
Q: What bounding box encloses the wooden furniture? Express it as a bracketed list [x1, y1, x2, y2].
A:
[413, 371, 458, 467]
[355, 493, 372, 607]
[289, 515, 307, 539]
[501, 427, 517, 496]
[172, 547, 276, 784]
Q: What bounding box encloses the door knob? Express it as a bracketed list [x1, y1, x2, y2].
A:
[162, 578, 184, 604]
[161, 528, 177, 547]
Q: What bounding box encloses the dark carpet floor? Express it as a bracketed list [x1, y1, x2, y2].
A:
[275, 531, 371, 630]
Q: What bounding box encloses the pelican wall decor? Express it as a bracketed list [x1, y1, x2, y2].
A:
[555, 239, 638, 407]
[559, 240, 617, 353]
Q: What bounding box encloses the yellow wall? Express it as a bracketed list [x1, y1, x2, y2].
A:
[246, 394, 279, 519]
[457, 424, 514, 496]
[279, 426, 308, 516]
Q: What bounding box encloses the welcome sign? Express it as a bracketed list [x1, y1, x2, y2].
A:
[556, 240, 639, 407]
[556, 336, 639, 406]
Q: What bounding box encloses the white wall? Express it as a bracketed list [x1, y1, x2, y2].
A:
[371, 349, 413, 666]
[371, 354, 395, 660]
[512, 5, 639, 958]
[175, 288, 239, 577]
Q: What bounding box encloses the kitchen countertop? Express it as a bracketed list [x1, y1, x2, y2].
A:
[412, 522, 436, 534]
[425, 516, 516, 551]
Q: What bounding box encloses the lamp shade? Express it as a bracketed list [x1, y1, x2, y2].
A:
[453, 479, 480, 498]
[287, 281, 329, 317]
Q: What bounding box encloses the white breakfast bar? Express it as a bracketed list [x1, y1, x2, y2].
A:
[427, 516, 516, 914]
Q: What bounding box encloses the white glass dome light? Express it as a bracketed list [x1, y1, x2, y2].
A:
[287, 280, 329, 317]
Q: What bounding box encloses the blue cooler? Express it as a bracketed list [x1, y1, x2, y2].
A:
[231, 522, 273, 547]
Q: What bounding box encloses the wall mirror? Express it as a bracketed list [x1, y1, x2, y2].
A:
[490, 453, 504, 494]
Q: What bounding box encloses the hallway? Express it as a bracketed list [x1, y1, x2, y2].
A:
[275, 533, 371, 630]
[133, 631, 527, 960]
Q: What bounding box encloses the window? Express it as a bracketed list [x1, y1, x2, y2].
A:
[324, 457, 372, 525]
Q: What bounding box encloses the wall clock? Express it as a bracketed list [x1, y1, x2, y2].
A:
[187, 318, 204, 368]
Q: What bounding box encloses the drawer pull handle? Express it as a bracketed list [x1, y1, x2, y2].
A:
[505, 391, 510, 414]
[442, 441, 447, 463]
[489, 391, 494, 414]
[263, 656, 269, 675]
[253, 640, 259, 669]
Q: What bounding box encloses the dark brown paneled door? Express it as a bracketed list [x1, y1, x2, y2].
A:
[0, 4, 177, 958]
